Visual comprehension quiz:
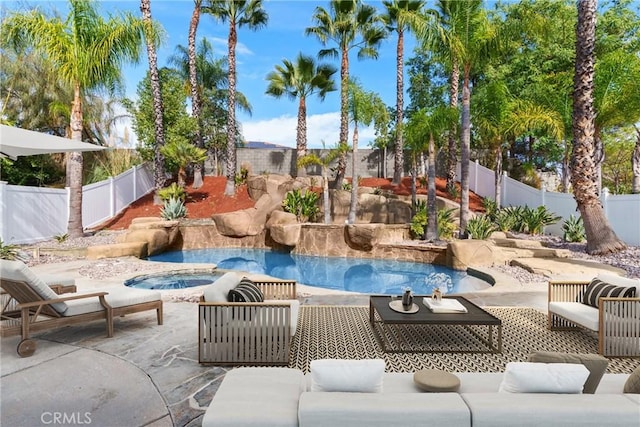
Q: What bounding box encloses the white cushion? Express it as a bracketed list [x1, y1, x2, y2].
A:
[498, 362, 589, 394]
[549, 301, 600, 331]
[310, 359, 385, 393]
[63, 287, 161, 316]
[0, 259, 68, 313]
[202, 272, 241, 302]
[597, 272, 640, 295]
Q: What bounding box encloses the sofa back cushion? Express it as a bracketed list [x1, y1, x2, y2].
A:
[498, 362, 589, 394]
[310, 359, 385, 393]
[203, 272, 241, 303]
[527, 352, 608, 394]
[597, 273, 640, 295]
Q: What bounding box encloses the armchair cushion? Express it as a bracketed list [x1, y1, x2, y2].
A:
[579, 278, 635, 308]
[228, 277, 264, 302]
[203, 272, 241, 303]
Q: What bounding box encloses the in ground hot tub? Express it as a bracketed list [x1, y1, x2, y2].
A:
[124, 271, 224, 290]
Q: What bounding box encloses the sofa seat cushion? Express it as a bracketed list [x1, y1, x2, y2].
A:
[0, 260, 68, 313]
[527, 352, 608, 394]
[549, 301, 599, 331]
[202, 367, 304, 427]
[461, 393, 640, 427]
[62, 288, 161, 316]
[414, 369, 460, 392]
[298, 392, 470, 427]
[203, 272, 241, 303]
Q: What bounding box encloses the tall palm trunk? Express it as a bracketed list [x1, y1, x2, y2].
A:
[334, 47, 349, 190]
[141, 0, 166, 196]
[494, 146, 502, 208]
[66, 82, 84, 237]
[593, 128, 604, 194]
[426, 133, 437, 241]
[392, 28, 404, 185]
[570, 0, 625, 255]
[447, 59, 459, 194]
[225, 19, 238, 196]
[633, 125, 640, 194]
[347, 124, 359, 224]
[561, 140, 571, 192]
[459, 66, 471, 236]
[296, 96, 307, 177]
[189, 1, 204, 189]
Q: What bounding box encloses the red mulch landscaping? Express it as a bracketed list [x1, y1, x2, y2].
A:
[103, 175, 485, 230]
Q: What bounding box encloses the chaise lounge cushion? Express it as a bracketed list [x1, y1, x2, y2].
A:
[527, 352, 608, 394]
[61, 287, 161, 316]
[0, 260, 68, 313]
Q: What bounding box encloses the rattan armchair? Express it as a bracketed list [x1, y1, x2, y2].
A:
[198, 278, 298, 365]
[548, 279, 640, 357]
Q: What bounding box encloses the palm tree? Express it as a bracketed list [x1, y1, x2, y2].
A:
[305, 0, 387, 189]
[188, 0, 205, 189]
[382, 0, 426, 185]
[160, 140, 207, 187]
[203, 0, 268, 196]
[140, 0, 167, 198]
[3, 0, 146, 237]
[265, 54, 337, 177]
[571, 0, 625, 255]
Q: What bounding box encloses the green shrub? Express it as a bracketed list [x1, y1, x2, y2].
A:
[495, 206, 526, 233]
[482, 198, 499, 221]
[341, 181, 352, 191]
[410, 203, 427, 238]
[521, 205, 561, 235]
[437, 208, 457, 240]
[235, 165, 249, 186]
[54, 234, 69, 243]
[466, 215, 497, 240]
[562, 215, 586, 242]
[160, 197, 187, 220]
[0, 239, 20, 260]
[282, 189, 319, 222]
[158, 183, 186, 202]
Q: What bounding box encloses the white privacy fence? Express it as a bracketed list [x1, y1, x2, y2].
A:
[0, 163, 154, 244]
[465, 160, 640, 246]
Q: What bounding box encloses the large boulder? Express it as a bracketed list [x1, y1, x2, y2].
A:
[269, 224, 301, 247]
[345, 224, 382, 250]
[213, 194, 281, 237]
[447, 240, 496, 270]
[117, 219, 180, 256]
[356, 193, 388, 223]
[87, 242, 148, 260]
[246, 174, 292, 201]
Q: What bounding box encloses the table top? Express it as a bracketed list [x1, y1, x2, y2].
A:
[370, 295, 501, 326]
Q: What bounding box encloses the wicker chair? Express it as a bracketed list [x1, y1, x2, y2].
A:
[548, 274, 640, 357]
[198, 275, 298, 365]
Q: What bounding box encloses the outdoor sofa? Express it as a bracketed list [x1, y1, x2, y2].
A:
[548, 272, 640, 356]
[198, 271, 299, 365]
[202, 357, 640, 427]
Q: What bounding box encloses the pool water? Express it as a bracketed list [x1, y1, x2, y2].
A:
[147, 248, 490, 295]
[124, 272, 224, 290]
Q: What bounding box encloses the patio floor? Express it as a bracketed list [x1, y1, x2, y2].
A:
[0, 259, 635, 427]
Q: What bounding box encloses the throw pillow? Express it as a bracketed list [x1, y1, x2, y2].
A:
[310, 359, 385, 393]
[498, 362, 590, 394]
[623, 366, 640, 394]
[527, 351, 608, 394]
[228, 277, 264, 303]
[578, 278, 635, 308]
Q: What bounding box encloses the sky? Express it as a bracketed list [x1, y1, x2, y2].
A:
[6, 0, 424, 148]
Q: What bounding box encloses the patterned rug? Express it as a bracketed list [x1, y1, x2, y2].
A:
[289, 306, 639, 374]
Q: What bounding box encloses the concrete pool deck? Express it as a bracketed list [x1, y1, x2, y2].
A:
[0, 256, 619, 426]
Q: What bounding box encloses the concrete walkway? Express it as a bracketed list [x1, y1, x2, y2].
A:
[0, 256, 617, 426]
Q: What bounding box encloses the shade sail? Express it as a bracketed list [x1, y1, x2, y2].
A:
[0, 124, 106, 160]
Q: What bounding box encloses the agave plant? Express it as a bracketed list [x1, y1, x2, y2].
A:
[0, 239, 20, 260]
[562, 215, 586, 242]
[521, 206, 561, 235]
[160, 197, 188, 220]
[466, 215, 497, 240]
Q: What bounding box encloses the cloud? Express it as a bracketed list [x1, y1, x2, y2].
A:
[241, 112, 377, 149]
[210, 37, 253, 56]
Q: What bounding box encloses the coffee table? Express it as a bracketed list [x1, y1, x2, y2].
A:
[369, 295, 502, 353]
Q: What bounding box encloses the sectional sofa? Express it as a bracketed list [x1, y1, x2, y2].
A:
[202, 366, 639, 427]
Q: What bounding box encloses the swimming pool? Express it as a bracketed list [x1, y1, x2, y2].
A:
[148, 248, 490, 295]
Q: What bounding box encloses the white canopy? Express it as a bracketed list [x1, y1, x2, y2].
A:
[0, 124, 106, 160]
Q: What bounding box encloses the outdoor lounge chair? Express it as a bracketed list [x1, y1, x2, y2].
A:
[0, 259, 163, 357]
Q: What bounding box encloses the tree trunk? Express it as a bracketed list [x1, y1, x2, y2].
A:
[494, 147, 502, 209]
[447, 59, 459, 194]
[347, 124, 359, 224]
[632, 125, 640, 193]
[322, 166, 331, 224]
[426, 133, 437, 241]
[571, 0, 625, 255]
[459, 66, 471, 236]
[332, 47, 350, 190]
[66, 82, 84, 237]
[411, 158, 417, 219]
[382, 145, 387, 179]
[224, 19, 238, 196]
[296, 96, 307, 177]
[141, 0, 166, 196]
[189, 1, 204, 189]
[392, 29, 404, 185]
[561, 139, 571, 192]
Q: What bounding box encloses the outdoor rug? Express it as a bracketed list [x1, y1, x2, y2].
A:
[289, 306, 639, 374]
